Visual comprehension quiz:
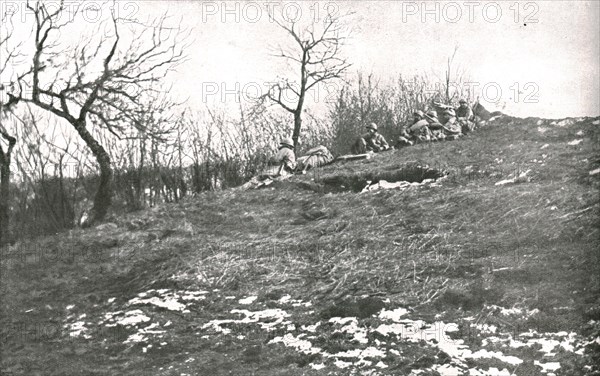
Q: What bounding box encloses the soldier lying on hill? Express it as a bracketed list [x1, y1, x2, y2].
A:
[271, 137, 297, 175]
[425, 110, 446, 141]
[240, 137, 297, 189]
[397, 111, 431, 146]
[440, 108, 462, 140]
[295, 145, 334, 174]
[352, 122, 390, 154]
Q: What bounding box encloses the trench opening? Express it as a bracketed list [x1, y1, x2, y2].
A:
[318, 165, 447, 193]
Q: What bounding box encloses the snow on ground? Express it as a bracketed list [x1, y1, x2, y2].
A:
[60, 289, 594, 374]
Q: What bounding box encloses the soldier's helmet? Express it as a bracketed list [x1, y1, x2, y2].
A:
[459, 99, 468, 105]
[444, 108, 456, 116]
[413, 110, 425, 118]
[366, 122, 378, 131]
[426, 110, 438, 119]
[280, 137, 294, 147]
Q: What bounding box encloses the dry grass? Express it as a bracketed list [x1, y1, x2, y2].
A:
[1, 115, 599, 375]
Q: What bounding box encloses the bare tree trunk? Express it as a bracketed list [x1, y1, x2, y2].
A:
[292, 111, 303, 151]
[0, 128, 16, 243]
[0, 161, 11, 243]
[72, 120, 112, 224]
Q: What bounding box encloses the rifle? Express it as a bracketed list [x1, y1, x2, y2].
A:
[433, 102, 455, 110]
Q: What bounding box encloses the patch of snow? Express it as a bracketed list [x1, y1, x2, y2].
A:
[328, 346, 386, 359]
[66, 305, 75, 310]
[270, 333, 321, 354]
[129, 296, 187, 312]
[180, 291, 208, 301]
[528, 338, 560, 355]
[537, 127, 548, 133]
[576, 130, 584, 136]
[310, 363, 326, 370]
[567, 139, 583, 145]
[356, 359, 372, 367]
[232, 308, 290, 330]
[332, 317, 369, 344]
[540, 143, 549, 149]
[469, 349, 522, 365]
[557, 119, 574, 127]
[128, 289, 207, 313]
[592, 120, 599, 125]
[534, 361, 561, 373]
[433, 364, 466, 376]
[124, 333, 147, 343]
[105, 309, 151, 327]
[238, 296, 257, 305]
[203, 308, 291, 334]
[468, 369, 486, 376]
[488, 368, 512, 376]
[107, 298, 115, 303]
[473, 323, 497, 334]
[378, 307, 409, 321]
[362, 174, 442, 193]
[495, 169, 531, 186]
[334, 359, 353, 369]
[329, 317, 357, 325]
[65, 321, 91, 339]
[301, 322, 321, 332]
[589, 168, 600, 176]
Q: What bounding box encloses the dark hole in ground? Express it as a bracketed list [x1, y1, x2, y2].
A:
[318, 165, 447, 193]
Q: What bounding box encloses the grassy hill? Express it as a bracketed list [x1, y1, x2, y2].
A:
[1, 115, 599, 375]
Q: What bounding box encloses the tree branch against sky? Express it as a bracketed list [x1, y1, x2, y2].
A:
[8, 0, 191, 224]
[262, 8, 353, 149]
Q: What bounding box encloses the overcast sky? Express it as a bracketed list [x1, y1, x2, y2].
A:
[3, 0, 600, 119]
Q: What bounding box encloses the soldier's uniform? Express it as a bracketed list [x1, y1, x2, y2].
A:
[398, 111, 430, 145]
[455, 99, 476, 133]
[425, 110, 445, 141]
[296, 145, 334, 173]
[272, 137, 296, 173]
[441, 109, 462, 140]
[353, 123, 389, 153]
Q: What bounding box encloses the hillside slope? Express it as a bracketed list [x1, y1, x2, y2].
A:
[1, 116, 599, 376]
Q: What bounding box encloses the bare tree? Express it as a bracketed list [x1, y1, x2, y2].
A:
[11, 1, 190, 224]
[0, 10, 23, 243]
[264, 10, 352, 149]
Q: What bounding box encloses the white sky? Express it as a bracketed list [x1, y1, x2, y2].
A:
[2, 0, 599, 119]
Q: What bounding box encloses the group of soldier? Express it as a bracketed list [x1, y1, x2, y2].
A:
[352, 99, 476, 153]
[270, 99, 478, 176]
